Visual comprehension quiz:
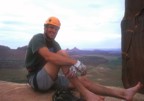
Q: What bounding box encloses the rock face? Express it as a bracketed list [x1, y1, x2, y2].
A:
[121, 0, 144, 93]
[0, 81, 144, 101]
[0, 81, 53, 101]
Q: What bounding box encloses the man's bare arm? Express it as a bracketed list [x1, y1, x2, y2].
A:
[38, 47, 76, 66]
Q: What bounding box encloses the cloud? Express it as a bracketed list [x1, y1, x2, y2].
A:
[0, 0, 124, 49]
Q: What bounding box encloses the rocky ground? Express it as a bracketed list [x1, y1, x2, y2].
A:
[0, 81, 143, 101]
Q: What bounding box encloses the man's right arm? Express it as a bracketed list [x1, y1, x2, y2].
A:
[38, 47, 77, 66]
[38, 47, 87, 76]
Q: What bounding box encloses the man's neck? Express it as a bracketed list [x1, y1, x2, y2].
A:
[43, 33, 54, 41]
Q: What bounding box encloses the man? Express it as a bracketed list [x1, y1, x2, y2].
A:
[25, 16, 142, 101]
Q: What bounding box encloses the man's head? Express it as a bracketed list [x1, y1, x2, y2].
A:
[44, 16, 61, 40]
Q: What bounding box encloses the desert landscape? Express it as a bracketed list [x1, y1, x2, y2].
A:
[0, 45, 144, 101]
[0, 45, 122, 86]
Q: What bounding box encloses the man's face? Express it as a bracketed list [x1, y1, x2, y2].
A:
[44, 24, 60, 40]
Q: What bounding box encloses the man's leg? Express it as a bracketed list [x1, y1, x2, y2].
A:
[78, 76, 142, 101]
[44, 62, 60, 80]
[46, 62, 142, 101]
[57, 50, 143, 101]
[57, 50, 105, 101]
[29, 62, 60, 91]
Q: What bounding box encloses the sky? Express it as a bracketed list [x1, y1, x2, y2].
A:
[0, 0, 124, 50]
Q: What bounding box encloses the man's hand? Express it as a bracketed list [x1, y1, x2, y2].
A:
[66, 66, 77, 78]
[66, 60, 87, 78]
[74, 60, 87, 75]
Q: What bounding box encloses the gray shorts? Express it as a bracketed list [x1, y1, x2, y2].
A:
[28, 68, 69, 91]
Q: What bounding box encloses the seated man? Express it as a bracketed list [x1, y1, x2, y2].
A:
[25, 16, 143, 101]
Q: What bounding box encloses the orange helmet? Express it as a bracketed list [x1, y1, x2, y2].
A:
[44, 16, 61, 27]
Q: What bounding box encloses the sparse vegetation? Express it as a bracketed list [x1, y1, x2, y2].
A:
[0, 47, 123, 87]
[0, 68, 27, 83]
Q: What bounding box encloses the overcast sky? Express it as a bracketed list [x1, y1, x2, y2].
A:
[0, 0, 124, 50]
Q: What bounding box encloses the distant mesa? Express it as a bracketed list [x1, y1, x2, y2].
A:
[0, 44, 121, 52]
[17, 46, 28, 51]
[0, 45, 10, 51]
[71, 47, 80, 51]
[0, 44, 121, 69]
[0, 45, 27, 51]
[66, 47, 80, 52]
[0, 45, 80, 52]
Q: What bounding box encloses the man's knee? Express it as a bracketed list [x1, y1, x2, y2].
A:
[57, 50, 69, 57]
[44, 62, 60, 70]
